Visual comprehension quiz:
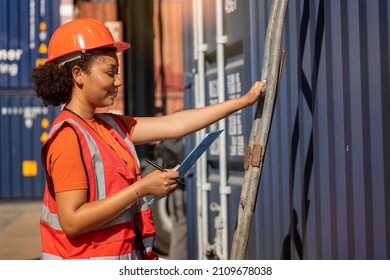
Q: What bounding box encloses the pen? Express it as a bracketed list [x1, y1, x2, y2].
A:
[145, 159, 184, 185]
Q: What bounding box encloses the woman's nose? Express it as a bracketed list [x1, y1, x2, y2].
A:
[114, 74, 122, 87]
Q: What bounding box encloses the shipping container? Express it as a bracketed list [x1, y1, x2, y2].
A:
[0, 90, 61, 198]
[0, 0, 60, 88]
[0, 0, 61, 199]
[182, 0, 390, 260]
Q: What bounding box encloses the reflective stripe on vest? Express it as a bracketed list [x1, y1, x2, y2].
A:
[41, 251, 142, 260]
[96, 113, 141, 168]
[41, 202, 133, 231]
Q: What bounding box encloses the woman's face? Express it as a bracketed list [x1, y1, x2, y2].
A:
[80, 52, 122, 108]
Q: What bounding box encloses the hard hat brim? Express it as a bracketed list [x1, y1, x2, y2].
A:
[113, 42, 131, 52]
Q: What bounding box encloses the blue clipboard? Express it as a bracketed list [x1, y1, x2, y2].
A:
[148, 129, 224, 205]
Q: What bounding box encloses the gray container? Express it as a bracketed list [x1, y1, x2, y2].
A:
[183, 0, 390, 260]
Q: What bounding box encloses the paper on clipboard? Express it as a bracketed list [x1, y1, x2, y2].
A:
[148, 129, 224, 205]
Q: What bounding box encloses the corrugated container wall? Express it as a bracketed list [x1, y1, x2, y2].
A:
[183, 0, 390, 260]
[0, 90, 60, 198]
[0, 0, 61, 199]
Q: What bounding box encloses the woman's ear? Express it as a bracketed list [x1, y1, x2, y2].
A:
[71, 65, 84, 86]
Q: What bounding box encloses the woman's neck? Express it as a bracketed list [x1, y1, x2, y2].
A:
[65, 99, 95, 120]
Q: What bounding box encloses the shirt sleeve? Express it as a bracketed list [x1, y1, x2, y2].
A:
[46, 126, 88, 193]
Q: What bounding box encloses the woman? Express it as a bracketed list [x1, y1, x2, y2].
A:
[31, 18, 267, 260]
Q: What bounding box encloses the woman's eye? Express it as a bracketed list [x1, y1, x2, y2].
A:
[107, 69, 119, 77]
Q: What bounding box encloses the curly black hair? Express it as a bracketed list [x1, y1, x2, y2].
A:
[31, 47, 116, 107]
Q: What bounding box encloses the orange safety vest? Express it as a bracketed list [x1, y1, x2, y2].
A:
[40, 109, 157, 259]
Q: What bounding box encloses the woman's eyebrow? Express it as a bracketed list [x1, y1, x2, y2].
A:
[103, 63, 119, 70]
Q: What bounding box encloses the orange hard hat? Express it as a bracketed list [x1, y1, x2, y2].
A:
[46, 18, 130, 64]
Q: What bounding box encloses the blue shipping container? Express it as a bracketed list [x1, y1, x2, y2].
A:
[0, 90, 61, 198]
[0, 0, 60, 88]
[183, 0, 390, 260]
[0, 0, 61, 199]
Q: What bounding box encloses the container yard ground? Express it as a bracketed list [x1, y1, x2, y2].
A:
[0, 200, 41, 260]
